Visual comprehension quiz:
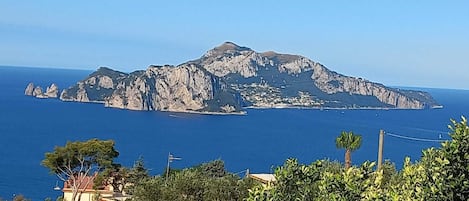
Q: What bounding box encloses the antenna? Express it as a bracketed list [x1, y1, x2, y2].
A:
[166, 152, 182, 181]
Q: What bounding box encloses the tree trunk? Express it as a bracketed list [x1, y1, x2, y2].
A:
[72, 190, 78, 201]
[345, 149, 351, 169]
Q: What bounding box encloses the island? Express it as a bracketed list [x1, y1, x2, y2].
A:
[26, 42, 441, 114]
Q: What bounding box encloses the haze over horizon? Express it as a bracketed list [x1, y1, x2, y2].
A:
[1, 1, 468, 90]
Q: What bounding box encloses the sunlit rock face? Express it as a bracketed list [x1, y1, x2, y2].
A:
[40, 42, 440, 113]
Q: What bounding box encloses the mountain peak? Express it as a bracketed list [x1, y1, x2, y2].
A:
[211, 42, 252, 53]
[220, 41, 240, 48]
[90, 66, 127, 78]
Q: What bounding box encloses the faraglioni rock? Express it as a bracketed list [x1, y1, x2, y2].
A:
[25, 83, 60, 99]
[44, 83, 59, 98]
[25, 83, 34, 96]
[32, 42, 441, 114]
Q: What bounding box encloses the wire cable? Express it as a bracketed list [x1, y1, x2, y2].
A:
[233, 169, 249, 176]
[401, 127, 448, 135]
[385, 132, 447, 143]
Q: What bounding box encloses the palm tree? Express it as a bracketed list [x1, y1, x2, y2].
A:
[335, 131, 362, 169]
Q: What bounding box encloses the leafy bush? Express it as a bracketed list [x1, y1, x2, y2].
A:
[248, 117, 469, 201]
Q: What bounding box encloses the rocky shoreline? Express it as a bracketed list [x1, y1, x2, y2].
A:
[24, 81, 441, 115]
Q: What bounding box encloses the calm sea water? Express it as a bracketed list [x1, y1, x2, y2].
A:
[0, 66, 468, 200]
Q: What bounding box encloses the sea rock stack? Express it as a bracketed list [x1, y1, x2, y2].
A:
[44, 83, 59, 98]
[25, 82, 60, 99]
[25, 83, 34, 96]
[32, 86, 44, 97]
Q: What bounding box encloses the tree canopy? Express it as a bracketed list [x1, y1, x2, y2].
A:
[130, 159, 254, 201]
[335, 131, 362, 169]
[42, 139, 119, 201]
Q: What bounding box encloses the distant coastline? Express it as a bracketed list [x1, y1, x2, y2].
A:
[245, 105, 443, 111]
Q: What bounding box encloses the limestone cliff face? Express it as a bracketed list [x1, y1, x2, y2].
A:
[60, 67, 126, 103]
[150, 64, 215, 111]
[195, 42, 266, 78]
[46, 42, 440, 112]
[192, 43, 316, 77]
[191, 42, 440, 109]
[61, 66, 242, 113]
[311, 66, 430, 108]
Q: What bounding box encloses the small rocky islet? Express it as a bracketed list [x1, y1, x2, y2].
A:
[25, 42, 441, 114]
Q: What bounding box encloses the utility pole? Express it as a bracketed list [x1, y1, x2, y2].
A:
[166, 152, 182, 182]
[377, 129, 384, 170]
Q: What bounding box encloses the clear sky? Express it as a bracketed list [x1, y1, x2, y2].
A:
[1, 1, 468, 89]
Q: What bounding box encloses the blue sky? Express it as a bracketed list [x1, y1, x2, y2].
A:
[1, 1, 468, 89]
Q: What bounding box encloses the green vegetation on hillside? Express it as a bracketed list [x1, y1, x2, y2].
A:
[129, 160, 254, 201]
[247, 116, 469, 200]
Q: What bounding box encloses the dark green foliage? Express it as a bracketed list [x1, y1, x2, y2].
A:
[198, 159, 226, 178]
[247, 159, 382, 201]
[128, 156, 150, 184]
[381, 160, 399, 187]
[271, 158, 321, 200]
[90, 67, 128, 79]
[42, 139, 119, 201]
[335, 131, 362, 169]
[42, 139, 119, 175]
[436, 116, 469, 200]
[204, 89, 244, 112]
[94, 163, 129, 192]
[130, 177, 166, 201]
[83, 86, 114, 102]
[130, 159, 255, 201]
[125, 156, 150, 195]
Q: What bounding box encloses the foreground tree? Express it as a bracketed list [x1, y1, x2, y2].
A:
[335, 131, 362, 169]
[94, 163, 129, 193]
[42, 139, 119, 201]
[124, 156, 150, 195]
[131, 159, 254, 201]
[440, 116, 469, 200]
[247, 159, 385, 201]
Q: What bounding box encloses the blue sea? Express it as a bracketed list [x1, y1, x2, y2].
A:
[0, 66, 468, 200]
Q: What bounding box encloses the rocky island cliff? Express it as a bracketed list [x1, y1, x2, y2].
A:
[26, 42, 441, 114]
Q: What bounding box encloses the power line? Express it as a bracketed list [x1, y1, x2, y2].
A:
[402, 127, 448, 135]
[385, 132, 447, 143]
[234, 169, 249, 176]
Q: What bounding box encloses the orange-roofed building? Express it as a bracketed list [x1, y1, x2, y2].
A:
[61, 173, 130, 201]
